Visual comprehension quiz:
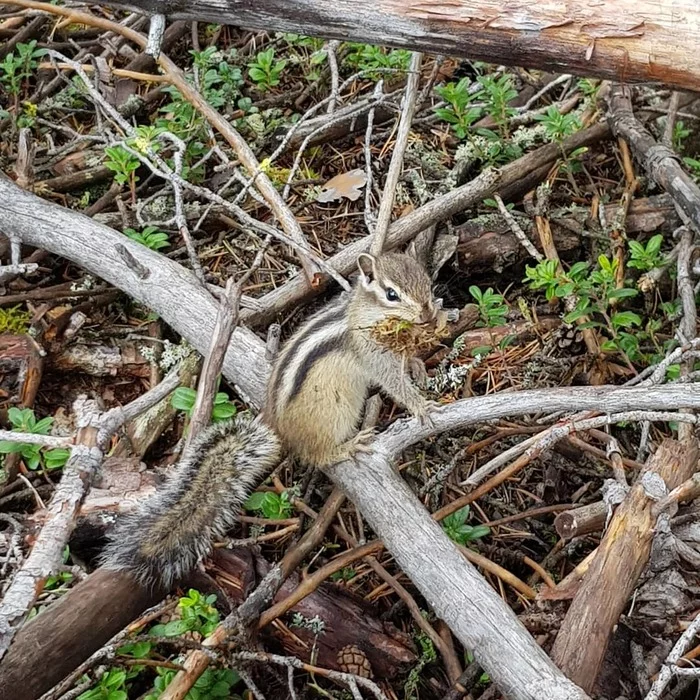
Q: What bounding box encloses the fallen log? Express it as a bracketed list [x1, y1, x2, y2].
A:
[0, 569, 162, 700]
[87, 0, 700, 91]
[213, 549, 417, 677]
[0, 549, 416, 700]
[551, 438, 699, 693]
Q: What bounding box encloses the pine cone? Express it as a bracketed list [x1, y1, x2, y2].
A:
[337, 645, 372, 678]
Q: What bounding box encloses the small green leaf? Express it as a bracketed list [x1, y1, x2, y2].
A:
[150, 619, 192, 637]
[244, 491, 268, 512]
[44, 448, 70, 470]
[607, 288, 638, 300]
[468, 286, 483, 302]
[171, 386, 197, 412]
[212, 403, 237, 421]
[471, 345, 492, 357]
[0, 441, 24, 454]
[468, 525, 491, 540]
[611, 311, 642, 329]
[7, 407, 24, 426]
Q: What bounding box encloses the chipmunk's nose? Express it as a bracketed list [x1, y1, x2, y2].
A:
[419, 304, 437, 324]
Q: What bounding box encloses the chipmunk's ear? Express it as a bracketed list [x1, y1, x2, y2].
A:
[357, 253, 378, 285]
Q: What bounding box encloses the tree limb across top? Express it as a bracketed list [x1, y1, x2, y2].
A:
[86, 0, 700, 91]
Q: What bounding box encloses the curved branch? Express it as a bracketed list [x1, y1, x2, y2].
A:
[0, 174, 269, 408]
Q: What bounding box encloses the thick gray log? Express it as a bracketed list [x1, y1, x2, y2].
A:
[0, 175, 268, 408]
[88, 0, 700, 91]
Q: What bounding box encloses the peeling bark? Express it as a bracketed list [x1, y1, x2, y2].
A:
[89, 0, 700, 91]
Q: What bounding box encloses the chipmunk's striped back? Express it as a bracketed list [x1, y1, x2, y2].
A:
[264, 296, 349, 424]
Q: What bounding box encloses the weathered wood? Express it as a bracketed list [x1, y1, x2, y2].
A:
[457, 221, 581, 276]
[0, 174, 269, 409]
[88, 0, 700, 91]
[607, 85, 700, 235]
[554, 501, 607, 541]
[551, 439, 699, 693]
[0, 551, 415, 700]
[0, 569, 162, 700]
[213, 549, 417, 678]
[0, 334, 43, 410]
[0, 333, 44, 483]
[0, 400, 103, 660]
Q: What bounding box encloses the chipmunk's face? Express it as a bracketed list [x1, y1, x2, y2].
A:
[355, 252, 438, 326]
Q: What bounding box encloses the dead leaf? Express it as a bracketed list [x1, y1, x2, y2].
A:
[316, 169, 367, 203]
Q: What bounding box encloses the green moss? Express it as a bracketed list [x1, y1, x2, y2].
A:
[0, 305, 31, 334]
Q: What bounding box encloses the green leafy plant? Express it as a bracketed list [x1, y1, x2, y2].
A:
[103, 145, 140, 188]
[473, 131, 523, 167]
[673, 120, 691, 152]
[478, 73, 517, 136]
[330, 566, 357, 582]
[153, 49, 245, 181]
[345, 43, 410, 78]
[77, 590, 242, 700]
[280, 33, 324, 50]
[534, 105, 581, 143]
[683, 156, 700, 183]
[146, 667, 241, 700]
[628, 234, 665, 271]
[151, 589, 220, 638]
[45, 546, 73, 591]
[577, 78, 599, 101]
[77, 669, 128, 700]
[248, 47, 286, 91]
[441, 506, 490, 546]
[434, 77, 482, 139]
[469, 286, 508, 327]
[126, 125, 165, 156]
[192, 47, 244, 107]
[0, 40, 47, 98]
[0, 408, 69, 471]
[404, 627, 438, 700]
[123, 226, 170, 251]
[244, 490, 293, 519]
[525, 257, 645, 361]
[171, 386, 237, 422]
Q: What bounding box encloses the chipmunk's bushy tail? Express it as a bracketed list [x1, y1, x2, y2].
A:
[101, 416, 281, 589]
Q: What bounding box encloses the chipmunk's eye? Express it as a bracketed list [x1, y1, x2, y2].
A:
[385, 287, 400, 302]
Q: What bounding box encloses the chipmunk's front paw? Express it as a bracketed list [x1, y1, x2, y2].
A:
[408, 357, 429, 390]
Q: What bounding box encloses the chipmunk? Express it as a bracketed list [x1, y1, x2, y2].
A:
[102, 252, 439, 588]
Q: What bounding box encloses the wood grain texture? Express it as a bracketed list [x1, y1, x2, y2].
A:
[88, 0, 700, 90]
[551, 439, 699, 692]
[607, 85, 700, 235]
[0, 570, 162, 700]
